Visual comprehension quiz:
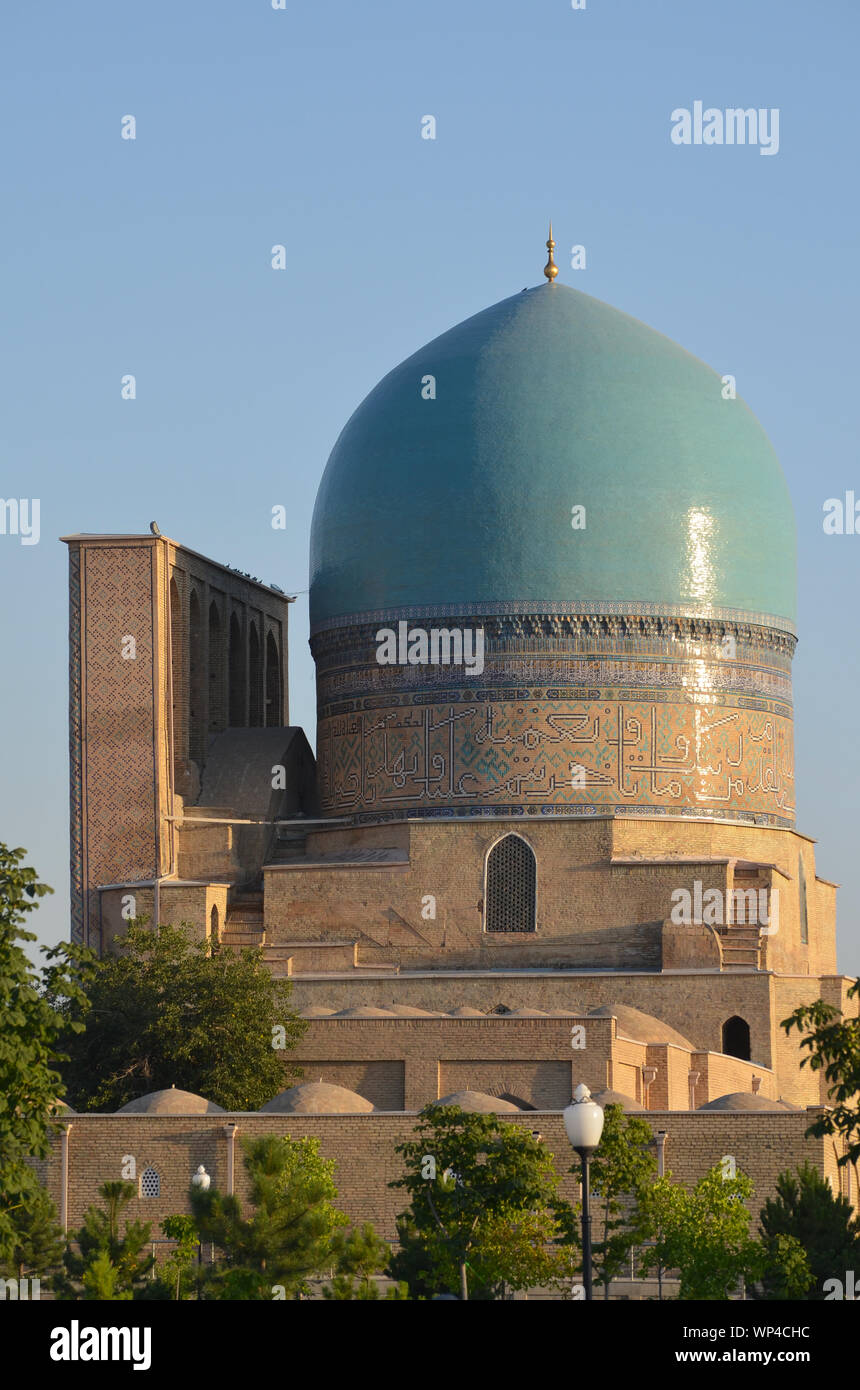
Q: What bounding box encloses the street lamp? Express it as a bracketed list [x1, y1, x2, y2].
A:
[563, 1083, 605, 1301]
[190, 1166, 211, 1277]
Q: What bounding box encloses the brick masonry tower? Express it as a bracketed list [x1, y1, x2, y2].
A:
[63, 531, 299, 951]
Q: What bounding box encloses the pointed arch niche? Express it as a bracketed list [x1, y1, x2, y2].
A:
[484, 833, 537, 933]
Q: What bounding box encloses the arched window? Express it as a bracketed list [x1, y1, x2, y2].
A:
[140, 1167, 160, 1198]
[484, 834, 536, 933]
[208, 601, 222, 731]
[798, 854, 809, 945]
[169, 577, 184, 763]
[248, 622, 262, 727]
[228, 612, 245, 726]
[210, 904, 219, 943]
[265, 631, 281, 727]
[189, 590, 204, 762]
[722, 1016, 751, 1061]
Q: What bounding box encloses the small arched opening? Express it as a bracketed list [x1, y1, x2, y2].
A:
[208, 601, 222, 731]
[189, 589, 204, 762]
[722, 1016, 751, 1061]
[210, 904, 220, 944]
[228, 612, 245, 726]
[265, 631, 281, 727]
[249, 622, 262, 727]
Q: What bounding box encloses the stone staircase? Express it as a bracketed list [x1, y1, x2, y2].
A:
[718, 925, 761, 971]
[717, 869, 768, 970]
[220, 888, 265, 951]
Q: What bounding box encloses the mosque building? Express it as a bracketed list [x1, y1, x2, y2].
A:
[46, 236, 857, 1253]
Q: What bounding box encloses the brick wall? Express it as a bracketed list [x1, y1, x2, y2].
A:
[46, 1110, 845, 1242]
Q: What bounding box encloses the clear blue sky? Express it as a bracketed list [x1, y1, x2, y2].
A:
[2, 0, 858, 973]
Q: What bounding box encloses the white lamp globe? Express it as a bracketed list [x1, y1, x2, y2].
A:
[191, 1164, 211, 1191]
[563, 1084, 605, 1154]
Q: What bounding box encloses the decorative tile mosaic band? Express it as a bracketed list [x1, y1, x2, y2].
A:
[312, 607, 795, 824]
[310, 598, 798, 639]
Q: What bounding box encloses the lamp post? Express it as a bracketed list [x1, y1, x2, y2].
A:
[563, 1083, 605, 1301]
[190, 1166, 211, 1279]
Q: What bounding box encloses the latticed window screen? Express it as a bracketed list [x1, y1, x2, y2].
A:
[140, 1167, 160, 1198]
[485, 835, 536, 933]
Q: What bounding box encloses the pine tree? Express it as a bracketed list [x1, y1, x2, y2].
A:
[0, 1181, 65, 1285]
[54, 1181, 154, 1300]
[191, 1135, 349, 1299]
[755, 1162, 860, 1299]
[323, 1223, 402, 1299]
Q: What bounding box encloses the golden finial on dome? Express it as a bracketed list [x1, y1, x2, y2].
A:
[543, 221, 558, 284]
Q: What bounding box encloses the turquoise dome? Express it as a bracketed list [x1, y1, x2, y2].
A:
[309, 283, 796, 632]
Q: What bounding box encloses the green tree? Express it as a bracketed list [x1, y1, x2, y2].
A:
[754, 1163, 860, 1299]
[55, 919, 305, 1112]
[639, 1165, 762, 1300]
[579, 1103, 657, 1299]
[135, 1214, 201, 1301]
[754, 1233, 814, 1301]
[0, 843, 93, 1267]
[55, 1181, 154, 1300]
[0, 1183, 65, 1287]
[782, 979, 860, 1166]
[323, 1223, 406, 1300]
[390, 1105, 566, 1301]
[190, 1135, 349, 1299]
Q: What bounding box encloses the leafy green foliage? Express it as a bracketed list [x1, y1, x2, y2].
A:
[782, 979, 860, 1165]
[55, 920, 306, 1112]
[754, 1163, 860, 1299]
[639, 1165, 763, 1300]
[54, 1181, 154, 1300]
[390, 1105, 567, 1300]
[0, 842, 94, 1266]
[190, 1135, 349, 1298]
[136, 1215, 201, 1301]
[754, 1233, 814, 1301]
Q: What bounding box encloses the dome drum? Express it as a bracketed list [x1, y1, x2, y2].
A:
[312, 604, 795, 825]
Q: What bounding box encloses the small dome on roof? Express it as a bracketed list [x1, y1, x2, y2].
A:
[332, 1006, 395, 1018]
[433, 1090, 523, 1113]
[301, 1007, 338, 1018]
[505, 1008, 548, 1018]
[588, 1004, 694, 1050]
[698, 1092, 797, 1112]
[116, 1086, 225, 1115]
[590, 1088, 646, 1113]
[383, 1004, 442, 1017]
[260, 1082, 374, 1114]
